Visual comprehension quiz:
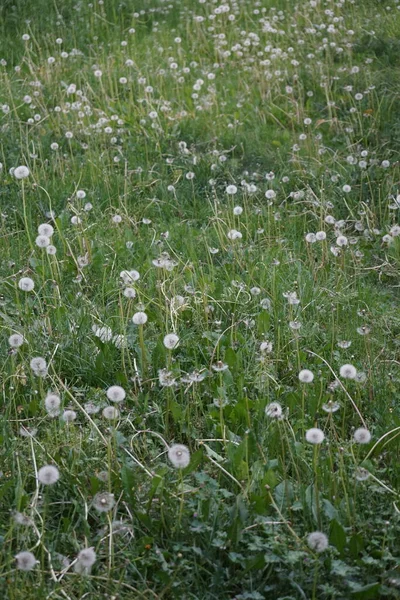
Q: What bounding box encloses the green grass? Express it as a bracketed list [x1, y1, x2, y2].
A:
[1, 0, 400, 598]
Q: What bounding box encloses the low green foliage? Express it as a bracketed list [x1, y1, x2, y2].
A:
[1, 0, 400, 598]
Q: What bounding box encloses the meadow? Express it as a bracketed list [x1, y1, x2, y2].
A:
[1, 0, 400, 598]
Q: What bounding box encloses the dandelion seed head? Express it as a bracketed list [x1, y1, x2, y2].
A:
[307, 531, 329, 552]
[62, 409, 77, 423]
[38, 465, 60, 485]
[38, 223, 54, 237]
[353, 427, 371, 444]
[168, 444, 190, 469]
[14, 165, 30, 179]
[298, 369, 314, 383]
[305, 428, 325, 444]
[163, 333, 180, 349]
[106, 385, 126, 403]
[93, 491, 115, 512]
[339, 364, 357, 379]
[18, 277, 35, 292]
[45, 392, 61, 416]
[265, 402, 283, 419]
[132, 311, 148, 325]
[102, 406, 120, 419]
[15, 551, 36, 571]
[76, 547, 96, 568]
[8, 333, 25, 348]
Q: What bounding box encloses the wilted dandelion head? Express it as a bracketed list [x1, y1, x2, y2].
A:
[106, 385, 126, 403]
[305, 428, 325, 444]
[18, 277, 35, 292]
[298, 369, 314, 383]
[14, 165, 30, 179]
[339, 364, 357, 379]
[212, 361, 229, 372]
[8, 333, 25, 348]
[337, 340, 351, 349]
[260, 297, 272, 310]
[353, 427, 371, 444]
[213, 397, 229, 408]
[307, 531, 329, 553]
[15, 551, 36, 571]
[355, 467, 370, 481]
[93, 491, 115, 512]
[37, 465, 60, 485]
[158, 368, 176, 387]
[265, 402, 283, 419]
[84, 402, 100, 414]
[163, 333, 179, 350]
[322, 400, 340, 413]
[132, 311, 148, 325]
[260, 341, 273, 353]
[168, 444, 190, 469]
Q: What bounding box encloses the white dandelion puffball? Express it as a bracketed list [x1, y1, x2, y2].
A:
[18, 277, 35, 292]
[298, 369, 314, 383]
[35, 235, 50, 248]
[353, 427, 371, 444]
[102, 406, 120, 420]
[62, 409, 77, 423]
[307, 531, 329, 553]
[14, 165, 30, 179]
[15, 551, 37, 571]
[305, 233, 317, 243]
[339, 364, 357, 379]
[227, 229, 242, 240]
[265, 402, 283, 419]
[342, 184, 351, 193]
[30, 357, 47, 372]
[76, 547, 96, 569]
[93, 491, 115, 512]
[8, 333, 25, 348]
[168, 444, 191, 469]
[106, 385, 126, 403]
[336, 235, 348, 247]
[163, 333, 180, 350]
[120, 269, 140, 283]
[123, 287, 136, 299]
[316, 231, 327, 241]
[132, 311, 148, 325]
[37, 465, 60, 485]
[305, 428, 325, 444]
[38, 223, 54, 237]
[233, 205, 243, 215]
[226, 184, 237, 194]
[45, 393, 61, 417]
